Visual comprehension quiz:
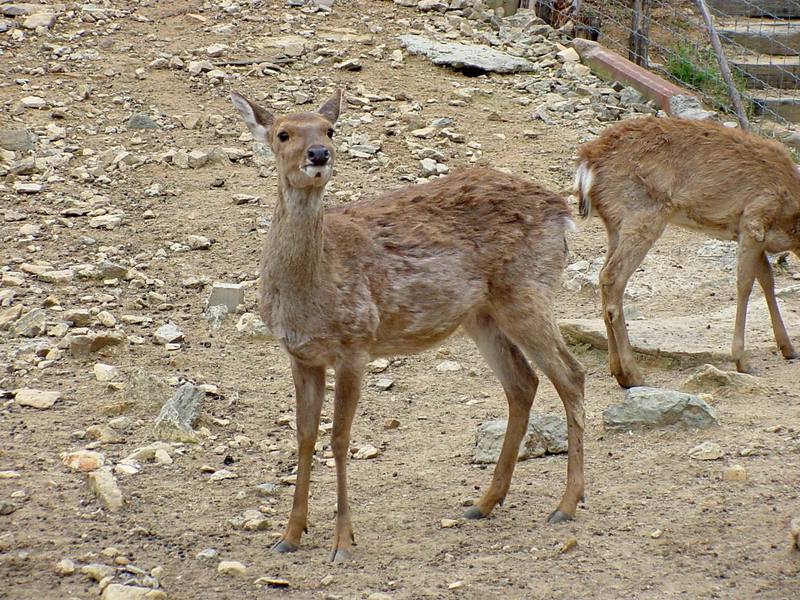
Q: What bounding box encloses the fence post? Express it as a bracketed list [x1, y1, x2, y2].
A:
[694, 0, 750, 130]
[628, 0, 651, 67]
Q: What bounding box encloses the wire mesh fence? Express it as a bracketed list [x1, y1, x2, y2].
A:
[525, 0, 799, 139]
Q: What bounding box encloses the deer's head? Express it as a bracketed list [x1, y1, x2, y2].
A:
[230, 89, 342, 190]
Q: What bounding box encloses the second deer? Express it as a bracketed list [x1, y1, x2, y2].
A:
[575, 116, 800, 387]
[230, 89, 586, 562]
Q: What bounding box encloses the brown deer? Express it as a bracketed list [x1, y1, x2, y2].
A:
[575, 116, 800, 388]
[230, 89, 586, 562]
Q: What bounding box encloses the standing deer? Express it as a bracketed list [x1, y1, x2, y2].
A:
[575, 116, 800, 388]
[230, 89, 586, 562]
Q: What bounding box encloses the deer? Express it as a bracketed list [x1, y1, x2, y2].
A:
[229, 88, 586, 563]
[575, 116, 800, 388]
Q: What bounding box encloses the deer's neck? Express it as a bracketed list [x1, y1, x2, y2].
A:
[263, 182, 327, 294]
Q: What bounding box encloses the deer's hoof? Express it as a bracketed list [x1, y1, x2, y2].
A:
[329, 548, 352, 564]
[272, 539, 298, 554]
[782, 348, 798, 360]
[464, 506, 487, 520]
[546, 510, 574, 525]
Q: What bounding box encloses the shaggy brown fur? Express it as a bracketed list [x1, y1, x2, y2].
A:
[231, 89, 586, 562]
[575, 116, 800, 387]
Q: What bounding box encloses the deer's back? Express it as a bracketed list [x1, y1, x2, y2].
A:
[579, 117, 800, 237]
[320, 167, 573, 356]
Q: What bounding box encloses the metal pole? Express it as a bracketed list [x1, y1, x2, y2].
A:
[694, 0, 750, 130]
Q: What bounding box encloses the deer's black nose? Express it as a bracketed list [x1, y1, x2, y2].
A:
[307, 145, 330, 166]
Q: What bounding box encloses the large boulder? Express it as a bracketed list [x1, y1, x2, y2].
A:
[604, 387, 719, 430]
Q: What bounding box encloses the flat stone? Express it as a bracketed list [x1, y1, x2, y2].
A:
[473, 413, 567, 464]
[20, 96, 47, 109]
[126, 113, 159, 130]
[100, 584, 154, 600]
[435, 360, 461, 373]
[353, 444, 380, 459]
[151, 382, 204, 443]
[38, 269, 74, 284]
[208, 469, 237, 482]
[12, 308, 47, 337]
[681, 364, 765, 396]
[559, 300, 800, 367]
[87, 467, 124, 512]
[604, 387, 719, 430]
[119, 368, 171, 412]
[14, 182, 43, 194]
[16, 388, 60, 409]
[154, 322, 183, 345]
[0, 129, 34, 152]
[399, 34, 536, 74]
[22, 12, 56, 29]
[688, 441, 724, 460]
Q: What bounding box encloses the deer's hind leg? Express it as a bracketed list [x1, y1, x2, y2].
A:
[494, 296, 586, 523]
[462, 311, 539, 520]
[599, 216, 665, 388]
[756, 251, 797, 361]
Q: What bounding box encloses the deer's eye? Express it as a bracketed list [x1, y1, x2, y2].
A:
[277, 131, 289, 142]
[327, 128, 334, 139]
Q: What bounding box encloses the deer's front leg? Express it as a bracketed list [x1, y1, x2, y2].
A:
[273, 359, 325, 554]
[329, 359, 365, 563]
[732, 237, 761, 374]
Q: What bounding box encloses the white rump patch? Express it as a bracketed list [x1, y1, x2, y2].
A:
[564, 217, 577, 234]
[574, 162, 594, 218]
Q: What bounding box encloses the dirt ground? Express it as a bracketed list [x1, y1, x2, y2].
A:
[1, 1, 799, 599]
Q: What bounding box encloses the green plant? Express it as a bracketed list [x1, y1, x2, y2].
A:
[665, 44, 753, 119]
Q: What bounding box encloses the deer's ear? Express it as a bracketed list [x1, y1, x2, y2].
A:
[230, 91, 273, 142]
[318, 89, 342, 125]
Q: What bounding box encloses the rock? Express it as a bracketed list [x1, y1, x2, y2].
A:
[207, 283, 244, 312]
[154, 322, 183, 345]
[100, 584, 156, 600]
[38, 269, 74, 284]
[81, 563, 115, 581]
[55, 558, 76, 575]
[0, 501, 18, 515]
[255, 483, 279, 497]
[0, 129, 34, 152]
[187, 151, 209, 169]
[62, 450, 105, 472]
[15, 388, 60, 409]
[254, 577, 290, 588]
[473, 413, 567, 464]
[353, 445, 380, 459]
[14, 181, 44, 194]
[151, 383, 204, 443]
[603, 387, 719, 430]
[0, 306, 23, 330]
[399, 35, 536, 74]
[217, 560, 246, 576]
[440, 518, 458, 528]
[126, 113, 159, 130]
[86, 425, 124, 445]
[97, 311, 117, 328]
[417, 0, 448, 11]
[208, 469, 237, 482]
[790, 517, 800, 551]
[12, 308, 47, 337]
[21, 96, 47, 109]
[721, 464, 747, 482]
[557, 47, 580, 62]
[63, 308, 91, 326]
[89, 215, 122, 229]
[196, 548, 218, 561]
[435, 360, 461, 373]
[87, 467, 124, 512]
[187, 234, 211, 249]
[22, 12, 56, 29]
[688, 441, 724, 460]
[669, 95, 716, 121]
[368, 358, 390, 373]
[119, 369, 171, 412]
[374, 377, 394, 391]
[235, 313, 268, 337]
[681, 364, 765, 396]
